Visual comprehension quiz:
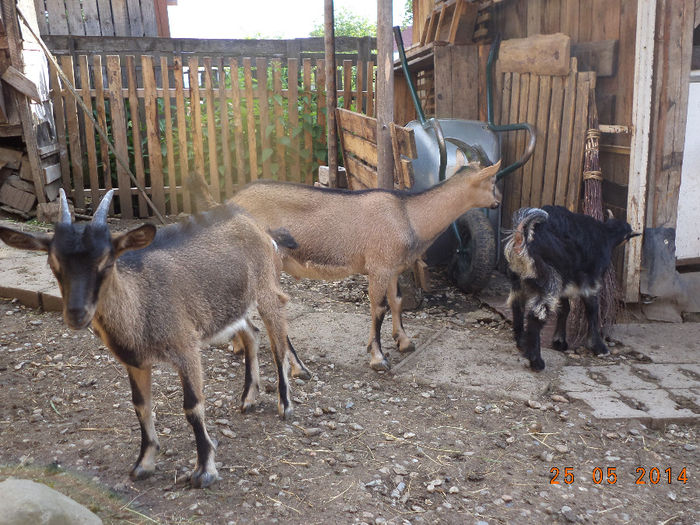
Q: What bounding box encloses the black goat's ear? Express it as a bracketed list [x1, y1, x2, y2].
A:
[112, 224, 156, 256]
[0, 226, 51, 252]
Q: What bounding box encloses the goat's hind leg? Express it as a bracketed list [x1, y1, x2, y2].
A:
[231, 318, 258, 356]
[583, 294, 610, 356]
[286, 336, 311, 380]
[177, 351, 219, 488]
[507, 274, 526, 351]
[238, 326, 261, 413]
[388, 273, 414, 353]
[366, 275, 391, 371]
[126, 365, 160, 480]
[551, 297, 570, 352]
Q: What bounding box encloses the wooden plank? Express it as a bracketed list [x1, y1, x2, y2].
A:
[188, 56, 206, 190]
[343, 59, 352, 109]
[592, 0, 619, 41]
[336, 107, 377, 142]
[33, 0, 48, 34]
[355, 59, 364, 115]
[434, 46, 453, 118]
[287, 57, 299, 182]
[578, 0, 593, 42]
[96, 0, 115, 36]
[498, 33, 571, 76]
[272, 60, 286, 181]
[433, 3, 449, 43]
[140, 0, 158, 36]
[110, 0, 129, 36]
[126, 0, 144, 36]
[344, 155, 377, 189]
[513, 72, 530, 212]
[302, 58, 312, 184]
[243, 57, 258, 181]
[453, 45, 479, 120]
[229, 58, 246, 186]
[529, 75, 552, 208]
[391, 123, 416, 159]
[160, 56, 177, 213]
[1, 66, 41, 102]
[65, 0, 85, 35]
[624, 0, 656, 302]
[316, 58, 326, 147]
[543, 0, 561, 34]
[78, 55, 100, 208]
[541, 75, 564, 205]
[566, 72, 591, 212]
[126, 55, 147, 216]
[342, 132, 378, 167]
[503, 71, 521, 226]
[257, 57, 272, 181]
[554, 60, 578, 207]
[49, 57, 71, 192]
[82, 0, 101, 36]
[218, 57, 232, 198]
[106, 55, 132, 218]
[560, 0, 579, 41]
[60, 55, 85, 208]
[141, 55, 165, 214]
[173, 55, 190, 213]
[366, 61, 374, 117]
[572, 40, 618, 77]
[527, 0, 544, 36]
[498, 72, 513, 226]
[92, 55, 112, 195]
[203, 57, 219, 201]
[520, 74, 539, 209]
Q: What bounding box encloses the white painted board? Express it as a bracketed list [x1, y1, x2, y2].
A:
[676, 74, 700, 260]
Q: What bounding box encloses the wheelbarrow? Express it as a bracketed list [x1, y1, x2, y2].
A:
[393, 27, 536, 293]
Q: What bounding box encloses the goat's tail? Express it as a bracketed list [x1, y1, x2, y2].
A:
[187, 173, 219, 211]
[504, 207, 548, 261]
[268, 227, 298, 251]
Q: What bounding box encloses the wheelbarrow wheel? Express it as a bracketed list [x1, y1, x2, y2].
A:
[447, 209, 496, 294]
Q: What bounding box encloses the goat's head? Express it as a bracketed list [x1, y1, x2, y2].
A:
[455, 156, 502, 209]
[0, 190, 156, 329]
[603, 210, 641, 246]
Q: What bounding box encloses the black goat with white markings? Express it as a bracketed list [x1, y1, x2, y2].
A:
[0, 190, 297, 488]
[503, 205, 638, 371]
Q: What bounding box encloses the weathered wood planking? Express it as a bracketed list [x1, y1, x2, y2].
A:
[316, 58, 327, 147]
[77, 55, 100, 207]
[229, 58, 246, 187]
[302, 58, 313, 184]
[49, 58, 71, 193]
[188, 56, 206, 190]
[59, 55, 85, 208]
[125, 55, 146, 216]
[243, 58, 258, 181]
[272, 60, 286, 181]
[105, 55, 132, 218]
[92, 55, 112, 197]
[287, 58, 300, 183]
[343, 59, 353, 109]
[257, 58, 272, 181]
[161, 56, 177, 214]
[203, 58, 219, 202]
[173, 55, 190, 213]
[141, 55, 165, 214]
[218, 58, 232, 199]
[41, 0, 161, 37]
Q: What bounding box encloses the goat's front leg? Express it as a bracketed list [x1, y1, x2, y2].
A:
[551, 297, 570, 351]
[582, 294, 610, 356]
[238, 326, 260, 413]
[507, 274, 526, 351]
[178, 353, 218, 488]
[286, 336, 311, 380]
[126, 365, 160, 480]
[367, 275, 391, 371]
[388, 273, 414, 353]
[523, 296, 550, 371]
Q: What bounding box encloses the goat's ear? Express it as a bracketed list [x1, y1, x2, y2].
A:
[112, 224, 156, 256]
[479, 160, 501, 179]
[455, 148, 468, 168]
[0, 226, 51, 252]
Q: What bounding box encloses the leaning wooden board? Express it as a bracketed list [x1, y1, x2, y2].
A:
[499, 58, 595, 228]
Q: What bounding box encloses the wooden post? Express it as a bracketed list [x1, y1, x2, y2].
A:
[324, 0, 338, 187]
[624, 0, 657, 303]
[376, 0, 394, 189]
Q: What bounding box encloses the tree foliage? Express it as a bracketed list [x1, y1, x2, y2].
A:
[309, 7, 376, 37]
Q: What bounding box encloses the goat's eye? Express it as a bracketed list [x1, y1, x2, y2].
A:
[96, 253, 112, 272]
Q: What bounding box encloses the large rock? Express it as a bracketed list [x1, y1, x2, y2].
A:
[0, 478, 102, 525]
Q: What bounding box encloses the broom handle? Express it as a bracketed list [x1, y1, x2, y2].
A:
[16, 7, 166, 225]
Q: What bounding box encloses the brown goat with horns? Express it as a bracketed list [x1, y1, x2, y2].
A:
[192, 157, 501, 371]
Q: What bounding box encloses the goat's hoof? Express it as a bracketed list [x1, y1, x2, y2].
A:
[398, 341, 415, 353]
[292, 366, 312, 380]
[529, 358, 546, 371]
[240, 401, 256, 413]
[592, 346, 610, 357]
[370, 358, 391, 372]
[190, 468, 219, 489]
[551, 339, 568, 352]
[278, 404, 294, 420]
[129, 464, 155, 481]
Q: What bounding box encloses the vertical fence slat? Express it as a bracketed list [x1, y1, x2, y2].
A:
[218, 58, 233, 198]
[82, 0, 101, 36]
[65, 0, 85, 35]
[111, 0, 129, 36]
[343, 59, 352, 109]
[366, 61, 374, 117]
[49, 60, 71, 194]
[173, 55, 191, 213]
[93, 55, 112, 195]
[287, 58, 299, 182]
[161, 56, 177, 214]
[203, 57, 220, 201]
[45, 0, 68, 35]
[356, 60, 364, 113]
[189, 56, 206, 188]
[302, 58, 312, 184]
[96, 0, 115, 36]
[142, 55, 165, 214]
[127, 0, 144, 36]
[126, 55, 147, 216]
[243, 58, 258, 181]
[229, 58, 246, 186]
[257, 57, 272, 180]
[78, 55, 100, 207]
[106, 55, 132, 219]
[272, 60, 286, 181]
[60, 55, 85, 208]
[316, 59, 326, 148]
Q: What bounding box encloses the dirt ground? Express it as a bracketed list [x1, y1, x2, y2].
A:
[0, 251, 697, 524]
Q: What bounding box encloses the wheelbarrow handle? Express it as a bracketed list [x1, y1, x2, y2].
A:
[485, 34, 537, 182]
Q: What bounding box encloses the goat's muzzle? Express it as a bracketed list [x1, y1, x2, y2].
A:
[64, 307, 93, 330]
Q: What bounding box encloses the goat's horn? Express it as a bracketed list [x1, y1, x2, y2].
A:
[58, 188, 72, 224]
[92, 189, 115, 224]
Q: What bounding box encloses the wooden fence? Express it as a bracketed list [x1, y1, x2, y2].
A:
[51, 53, 376, 218]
